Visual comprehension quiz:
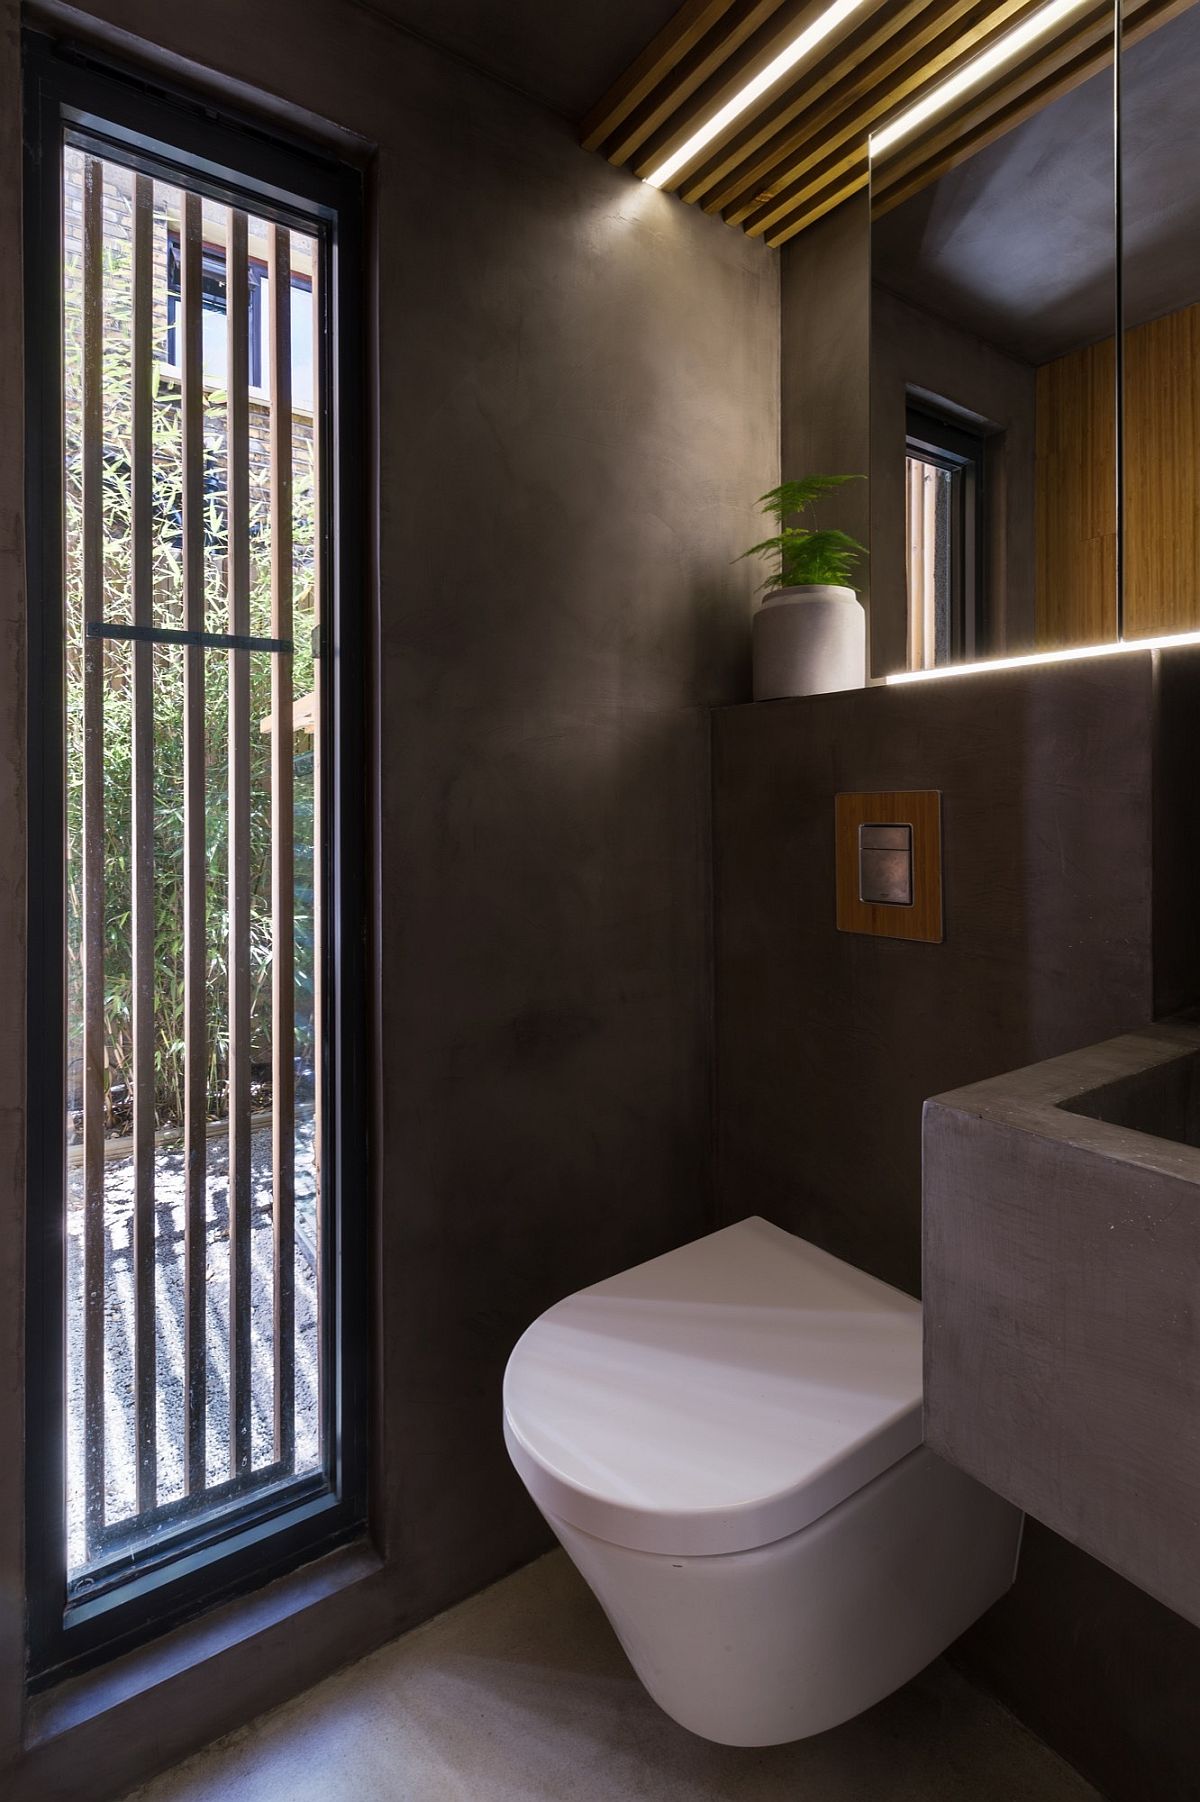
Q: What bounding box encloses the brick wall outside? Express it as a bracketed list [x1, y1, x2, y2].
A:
[63, 148, 316, 630]
[62, 147, 319, 1119]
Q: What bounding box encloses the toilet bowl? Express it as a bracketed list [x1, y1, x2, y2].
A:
[503, 1216, 1022, 1747]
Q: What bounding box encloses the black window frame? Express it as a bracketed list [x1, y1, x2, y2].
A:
[905, 404, 988, 664]
[23, 30, 369, 1688]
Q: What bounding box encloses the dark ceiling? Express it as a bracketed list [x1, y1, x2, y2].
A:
[358, 0, 1200, 358]
[351, 0, 684, 119]
[872, 1, 1200, 367]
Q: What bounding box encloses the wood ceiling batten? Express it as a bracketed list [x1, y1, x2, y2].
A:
[579, 0, 738, 153]
[866, 0, 1196, 228]
[604, 0, 792, 168]
[869, 15, 1115, 221]
[713, 0, 1043, 223]
[630, 0, 859, 184]
[676, 0, 933, 207]
[580, 0, 1178, 246]
[868, 0, 1189, 228]
[737, 0, 1059, 235]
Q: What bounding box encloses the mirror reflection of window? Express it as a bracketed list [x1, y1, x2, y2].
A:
[906, 453, 951, 670]
[904, 410, 985, 670]
[869, 0, 1118, 674]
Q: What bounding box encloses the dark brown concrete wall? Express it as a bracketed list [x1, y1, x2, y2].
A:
[962, 1520, 1200, 1802]
[714, 657, 1159, 1293]
[712, 652, 1200, 1802]
[780, 197, 871, 617]
[0, 1, 778, 1792]
[1152, 648, 1200, 1017]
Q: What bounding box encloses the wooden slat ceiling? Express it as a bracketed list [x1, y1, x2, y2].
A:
[580, 0, 1191, 246]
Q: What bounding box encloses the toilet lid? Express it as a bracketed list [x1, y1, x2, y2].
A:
[503, 1216, 923, 1557]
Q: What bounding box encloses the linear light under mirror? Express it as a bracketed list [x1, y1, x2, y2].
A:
[868, 0, 1120, 677]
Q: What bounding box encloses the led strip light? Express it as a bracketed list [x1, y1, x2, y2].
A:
[869, 0, 1097, 159]
[886, 629, 1200, 683]
[645, 0, 873, 189]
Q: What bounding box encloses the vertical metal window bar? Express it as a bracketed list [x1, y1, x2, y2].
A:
[269, 225, 296, 1473]
[310, 248, 324, 1439]
[131, 171, 157, 1518]
[227, 208, 253, 1481]
[81, 153, 105, 1558]
[181, 189, 207, 1497]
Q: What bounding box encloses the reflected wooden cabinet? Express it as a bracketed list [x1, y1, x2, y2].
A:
[1035, 339, 1117, 651]
[1124, 304, 1200, 637]
[1034, 302, 1200, 648]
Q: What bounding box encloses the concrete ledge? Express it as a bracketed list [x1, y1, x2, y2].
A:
[11, 1540, 394, 1802]
[923, 1021, 1200, 1629]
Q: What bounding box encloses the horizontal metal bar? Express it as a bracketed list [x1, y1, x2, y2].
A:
[86, 622, 293, 654]
[63, 1477, 340, 1632]
[82, 1459, 292, 1563]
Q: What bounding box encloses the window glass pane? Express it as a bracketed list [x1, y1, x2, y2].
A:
[62, 143, 325, 1585]
[905, 454, 953, 670]
[202, 306, 227, 387]
[291, 281, 314, 413]
[256, 272, 314, 409]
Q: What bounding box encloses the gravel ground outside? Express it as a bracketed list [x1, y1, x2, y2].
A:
[66, 1110, 320, 1575]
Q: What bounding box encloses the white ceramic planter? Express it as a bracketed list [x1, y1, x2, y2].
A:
[752, 584, 866, 700]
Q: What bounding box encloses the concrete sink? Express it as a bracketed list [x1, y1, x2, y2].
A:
[922, 1020, 1200, 1629]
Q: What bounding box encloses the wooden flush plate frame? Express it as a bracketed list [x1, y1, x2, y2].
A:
[835, 791, 943, 942]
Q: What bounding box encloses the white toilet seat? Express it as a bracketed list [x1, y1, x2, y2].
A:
[503, 1215, 924, 1556]
[503, 1217, 1023, 1746]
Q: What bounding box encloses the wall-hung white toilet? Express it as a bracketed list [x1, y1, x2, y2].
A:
[503, 1215, 1022, 1747]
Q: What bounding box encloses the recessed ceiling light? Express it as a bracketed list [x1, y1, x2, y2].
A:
[644, 0, 873, 191]
[886, 629, 1200, 683]
[869, 0, 1097, 160]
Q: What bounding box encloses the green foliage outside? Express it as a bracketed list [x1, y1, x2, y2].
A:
[65, 219, 317, 1133]
[739, 475, 868, 592]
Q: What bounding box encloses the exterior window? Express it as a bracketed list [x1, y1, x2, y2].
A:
[164, 232, 315, 408]
[905, 407, 986, 669]
[25, 35, 366, 1684]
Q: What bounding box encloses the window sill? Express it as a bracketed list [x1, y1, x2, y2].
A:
[26, 1537, 383, 1752]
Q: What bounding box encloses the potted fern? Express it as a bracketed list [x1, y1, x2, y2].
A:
[740, 475, 867, 699]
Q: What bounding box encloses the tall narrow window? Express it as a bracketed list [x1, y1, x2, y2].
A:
[25, 37, 366, 1683]
[905, 407, 986, 669]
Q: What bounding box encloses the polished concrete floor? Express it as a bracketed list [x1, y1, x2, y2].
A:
[122, 1552, 1101, 1802]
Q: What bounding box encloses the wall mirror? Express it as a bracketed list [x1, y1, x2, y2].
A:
[868, 0, 1120, 677]
[1121, 0, 1200, 641]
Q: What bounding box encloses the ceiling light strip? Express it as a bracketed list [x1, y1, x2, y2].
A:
[869, 0, 1094, 159]
[644, 0, 873, 190]
[886, 629, 1200, 683]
